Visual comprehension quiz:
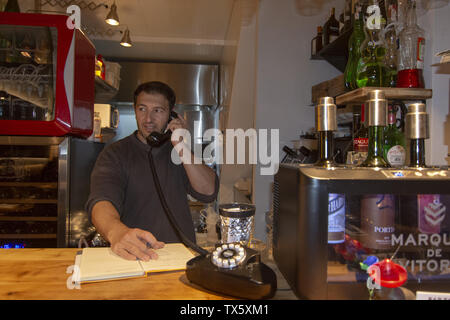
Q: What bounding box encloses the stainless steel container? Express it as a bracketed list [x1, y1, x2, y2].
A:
[315, 97, 337, 132]
[367, 90, 388, 126]
[219, 203, 255, 246]
[405, 103, 429, 139]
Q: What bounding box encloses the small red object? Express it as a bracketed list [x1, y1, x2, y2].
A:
[368, 259, 408, 288]
[396, 69, 424, 88]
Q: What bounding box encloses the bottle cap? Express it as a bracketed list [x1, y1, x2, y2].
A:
[315, 96, 337, 131]
[366, 90, 388, 126]
[406, 103, 429, 139]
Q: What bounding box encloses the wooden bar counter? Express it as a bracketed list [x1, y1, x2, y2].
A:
[0, 248, 296, 300]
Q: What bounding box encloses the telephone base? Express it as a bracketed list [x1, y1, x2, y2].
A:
[186, 246, 277, 300]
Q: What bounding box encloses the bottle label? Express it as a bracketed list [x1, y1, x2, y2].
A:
[387, 145, 406, 166]
[361, 194, 395, 250]
[418, 194, 446, 234]
[366, 5, 382, 30]
[328, 194, 345, 244]
[417, 37, 425, 69]
[354, 138, 369, 152]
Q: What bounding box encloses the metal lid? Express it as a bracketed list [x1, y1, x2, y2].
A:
[315, 96, 337, 132]
[406, 103, 429, 139]
[366, 90, 388, 126]
[219, 203, 256, 218]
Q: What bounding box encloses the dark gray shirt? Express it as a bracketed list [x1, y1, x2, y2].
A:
[86, 132, 219, 243]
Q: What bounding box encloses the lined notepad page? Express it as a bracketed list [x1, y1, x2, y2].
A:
[139, 243, 195, 273]
[79, 247, 144, 282]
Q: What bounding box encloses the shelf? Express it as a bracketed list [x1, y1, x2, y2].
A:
[335, 87, 433, 106]
[312, 28, 352, 73]
[0, 182, 57, 188]
[0, 234, 56, 239]
[0, 216, 57, 221]
[95, 76, 118, 103]
[0, 199, 57, 204]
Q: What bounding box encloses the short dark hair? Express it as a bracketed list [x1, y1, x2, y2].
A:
[133, 81, 176, 109]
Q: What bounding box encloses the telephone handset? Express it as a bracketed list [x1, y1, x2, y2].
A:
[146, 111, 179, 147]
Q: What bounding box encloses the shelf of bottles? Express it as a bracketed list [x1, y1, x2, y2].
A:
[0, 143, 59, 248]
[0, 24, 56, 121]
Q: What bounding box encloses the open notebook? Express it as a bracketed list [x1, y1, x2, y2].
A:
[74, 243, 196, 283]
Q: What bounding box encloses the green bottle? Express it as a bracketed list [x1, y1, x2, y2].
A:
[4, 0, 20, 12]
[383, 106, 406, 167]
[356, 0, 389, 88]
[344, 3, 365, 90]
[359, 90, 390, 168]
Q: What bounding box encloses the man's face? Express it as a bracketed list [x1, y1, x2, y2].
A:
[134, 92, 170, 141]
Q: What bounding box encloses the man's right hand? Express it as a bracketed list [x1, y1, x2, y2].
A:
[108, 225, 165, 261]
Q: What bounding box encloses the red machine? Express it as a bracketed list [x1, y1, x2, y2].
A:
[0, 12, 95, 138]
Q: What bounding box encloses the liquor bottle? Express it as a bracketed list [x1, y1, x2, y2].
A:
[344, 0, 352, 31]
[359, 90, 390, 168]
[314, 96, 346, 244]
[339, 13, 346, 34]
[397, 0, 425, 88]
[418, 194, 446, 234]
[384, 0, 399, 87]
[328, 193, 346, 244]
[354, 104, 369, 153]
[361, 194, 396, 253]
[311, 26, 323, 56]
[93, 112, 102, 141]
[344, 2, 365, 90]
[405, 102, 429, 168]
[356, 0, 390, 88]
[323, 7, 340, 46]
[4, 0, 20, 12]
[383, 105, 406, 167]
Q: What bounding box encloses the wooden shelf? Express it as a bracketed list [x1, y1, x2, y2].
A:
[0, 216, 57, 221]
[0, 234, 57, 239]
[0, 199, 57, 204]
[95, 76, 118, 103]
[312, 28, 352, 73]
[0, 182, 57, 188]
[335, 87, 433, 106]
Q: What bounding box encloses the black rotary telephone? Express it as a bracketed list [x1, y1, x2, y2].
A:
[146, 111, 179, 147]
[145, 113, 277, 299]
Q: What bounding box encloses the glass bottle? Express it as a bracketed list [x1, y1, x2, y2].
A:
[384, 0, 399, 87]
[4, 0, 20, 12]
[397, 0, 425, 88]
[359, 90, 390, 168]
[323, 7, 340, 46]
[383, 105, 406, 167]
[356, 0, 390, 88]
[311, 26, 323, 56]
[344, 2, 365, 90]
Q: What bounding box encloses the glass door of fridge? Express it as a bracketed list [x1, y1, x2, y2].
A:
[0, 25, 56, 122]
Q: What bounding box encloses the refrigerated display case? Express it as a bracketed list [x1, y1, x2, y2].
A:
[273, 165, 450, 299]
[0, 12, 95, 137]
[0, 136, 104, 248]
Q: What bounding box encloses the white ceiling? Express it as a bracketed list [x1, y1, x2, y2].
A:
[34, 0, 236, 62]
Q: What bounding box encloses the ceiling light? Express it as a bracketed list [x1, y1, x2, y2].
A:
[105, 2, 120, 26]
[120, 28, 132, 47]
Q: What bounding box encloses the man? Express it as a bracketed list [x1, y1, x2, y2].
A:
[86, 81, 219, 261]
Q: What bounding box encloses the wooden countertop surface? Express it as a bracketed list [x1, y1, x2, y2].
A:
[0, 248, 297, 300]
